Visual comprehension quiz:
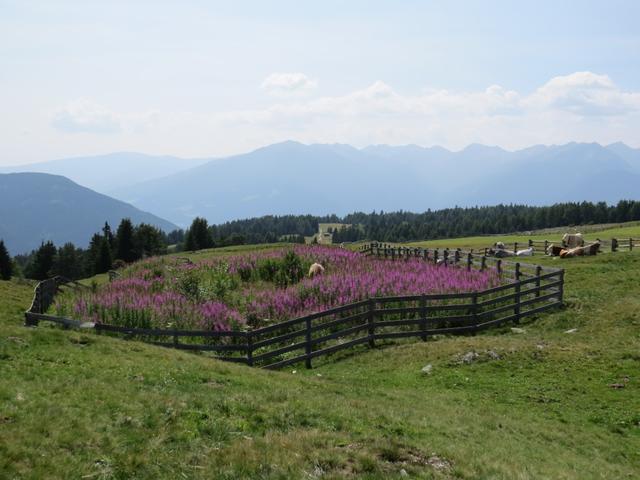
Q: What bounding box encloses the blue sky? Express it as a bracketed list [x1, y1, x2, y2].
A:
[1, 0, 639, 164]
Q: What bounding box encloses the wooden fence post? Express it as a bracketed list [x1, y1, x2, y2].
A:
[443, 249, 449, 266]
[471, 292, 479, 334]
[630, 238, 634, 251]
[466, 253, 472, 271]
[480, 256, 486, 271]
[367, 299, 376, 348]
[496, 259, 502, 276]
[528, 239, 533, 248]
[514, 242, 518, 254]
[454, 249, 461, 265]
[246, 331, 254, 367]
[558, 270, 565, 304]
[305, 317, 312, 369]
[434, 249, 439, 265]
[535, 265, 542, 298]
[420, 295, 427, 341]
[544, 240, 548, 255]
[612, 238, 618, 252]
[173, 329, 179, 348]
[514, 263, 521, 324]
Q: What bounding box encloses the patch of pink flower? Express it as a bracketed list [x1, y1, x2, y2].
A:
[60, 245, 499, 331]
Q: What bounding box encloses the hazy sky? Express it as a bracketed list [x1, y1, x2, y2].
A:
[2, 0, 639, 165]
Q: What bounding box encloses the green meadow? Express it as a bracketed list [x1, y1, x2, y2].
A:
[1, 226, 639, 479]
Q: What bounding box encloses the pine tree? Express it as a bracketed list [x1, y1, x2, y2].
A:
[25, 241, 57, 280]
[184, 217, 214, 251]
[54, 242, 83, 280]
[0, 239, 13, 280]
[133, 223, 166, 258]
[115, 218, 136, 263]
[94, 237, 112, 274]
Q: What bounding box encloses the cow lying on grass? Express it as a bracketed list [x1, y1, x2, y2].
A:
[548, 241, 600, 258]
[559, 242, 600, 258]
[308, 263, 325, 277]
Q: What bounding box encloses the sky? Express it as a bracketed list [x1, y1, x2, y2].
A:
[1, 0, 640, 165]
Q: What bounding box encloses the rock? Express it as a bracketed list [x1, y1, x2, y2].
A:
[421, 364, 433, 375]
[399, 468, 409, 477]
[461, 351, 479, 364]
[564, 328, 578, 334]
[536, 344, 545, 350]
[510, 327, 526, 334]
[609, 383, 625, 389]
[486, 350, 500, 360]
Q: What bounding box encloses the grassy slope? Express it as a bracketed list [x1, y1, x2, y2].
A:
[1, 242, 639, 478]
[406, 223, 640, 250]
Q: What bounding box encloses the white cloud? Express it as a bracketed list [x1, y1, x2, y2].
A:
[526, 71, 640, 116]
[261, 72, 318, 95]
[50, 99, 159, 135]
[33, 71, 640, 163]
[51, 99, 122, 134]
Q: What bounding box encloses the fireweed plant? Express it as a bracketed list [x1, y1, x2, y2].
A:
[53, 246, 500, 332]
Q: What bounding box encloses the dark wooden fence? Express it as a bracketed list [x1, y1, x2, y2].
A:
[25, 243, 564, 369]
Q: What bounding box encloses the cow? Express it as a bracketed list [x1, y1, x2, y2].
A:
[308, 262, 325, 277]
[516, 247, 534, 257]
[559, 242, 600, 258]
[562, 233, 584, 249]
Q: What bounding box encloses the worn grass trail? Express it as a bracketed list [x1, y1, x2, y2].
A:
[1, 248, 639, 479]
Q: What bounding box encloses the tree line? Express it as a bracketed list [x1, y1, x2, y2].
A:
[1, 200, 640, 281]
[6, 220, 168, 281]
[191, 200, 640, 246]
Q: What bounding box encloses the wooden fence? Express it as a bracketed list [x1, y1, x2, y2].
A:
[471, 237, 640, 255]
[24, 244, 564, 369]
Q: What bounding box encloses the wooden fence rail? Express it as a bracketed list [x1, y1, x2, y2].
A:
[24, 243, 564, 369]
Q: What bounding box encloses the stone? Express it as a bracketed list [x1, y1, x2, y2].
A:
[461, 351, 479, 364]
[564, 328, 578, 334]
[486, 350, 501, 360]
[421, 364, 433, 375]
[510, 327, 526, 334]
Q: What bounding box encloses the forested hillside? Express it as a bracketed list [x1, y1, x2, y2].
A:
[210, 200, 640, 245]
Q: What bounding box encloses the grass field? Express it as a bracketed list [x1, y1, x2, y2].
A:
[405, 222, 640, 250]
[1, 231, 639, 479]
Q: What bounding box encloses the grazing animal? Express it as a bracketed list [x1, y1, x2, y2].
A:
[516, 247, 534, 257]
[559, 241, 600, 258]
[495, 241, 506, 250]
[308, 262, 325, 277]
[562, 233, 584, 248]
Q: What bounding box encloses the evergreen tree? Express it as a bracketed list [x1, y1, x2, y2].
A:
[54, 242, 83, 280]
[102, 221, 115, 248]
[85, 233, 103, 275]
[0, 239, 12, 280]
[25, 241, 57, 280]
[184, 217, 214, 251]
[115, 218, 136, 263]
[94, 237, 113, 274]
[134, 223, 166, 258]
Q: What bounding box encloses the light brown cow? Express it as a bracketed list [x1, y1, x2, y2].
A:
[559, 242, 600, 258]
[562, 233, 584, 248]
[308, 262, 325, 277]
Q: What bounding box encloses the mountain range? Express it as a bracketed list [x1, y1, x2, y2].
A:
[2, 142, 639, 250]
[0, 173, 177, 254]
[0, 152, 209, 194]
[109, 141, 640, 226]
